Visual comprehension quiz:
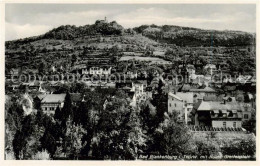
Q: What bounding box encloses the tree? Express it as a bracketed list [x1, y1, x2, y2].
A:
[140, 104, 157, 133]
[63, 117, 87, 159]
[147, 71, 154, 85]
[40, 130, 57, 158]
[154, 116, 195, 157]
[33, 96, 41, 110]
[157, 79, 164, 95]
[194, 136, 220, 159]
[93, 91, 146, 159]
[32, 150, 50, 160]
[54, 106, 62, 122]
[221, 135, 256, 158]
[151, 80, 168, 125]
[61, 92, 73, 122]
[12, 114, 45, 159]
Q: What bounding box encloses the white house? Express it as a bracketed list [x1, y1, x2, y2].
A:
[82, 66, 112, 75]
[39, 94, 66, 115]
[168, 92, 194, 124]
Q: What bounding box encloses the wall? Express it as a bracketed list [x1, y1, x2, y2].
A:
[168, 95, 183, 114]
[212, 120, 242, 128]
[42, 102, 64, 115]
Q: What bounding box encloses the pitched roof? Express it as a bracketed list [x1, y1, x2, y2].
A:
[168, 92, 182, 101]
[40, 94, 66, 103]
[176, 92, 193, 104]
[197, 101, 242, 111]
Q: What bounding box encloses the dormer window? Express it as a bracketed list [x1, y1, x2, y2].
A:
[218, 110, 223, 117]
[222, 110, 227, 117]
[228, 111, 233, 117]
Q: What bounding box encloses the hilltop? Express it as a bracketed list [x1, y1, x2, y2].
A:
[134, 24, 255, 47]
[6, 20, 255, 49]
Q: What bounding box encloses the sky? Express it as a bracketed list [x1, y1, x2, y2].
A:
[5, 4, 256, 41]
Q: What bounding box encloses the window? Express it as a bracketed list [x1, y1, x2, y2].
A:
[175, 103, 177, 107]
[244, 114, 249, 119]
[45, 107, 47, 111]
[169, 103, 171, 107]
[223, 122, 226, 128]
[233, 122, 236, 128]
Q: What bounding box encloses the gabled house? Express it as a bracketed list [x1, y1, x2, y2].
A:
[190, 86, 216, 103]
[192, 98, 244, 128]
[39, 93, 66, 115]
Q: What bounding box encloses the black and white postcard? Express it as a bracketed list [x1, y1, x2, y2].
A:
[0, 0, 259, 165]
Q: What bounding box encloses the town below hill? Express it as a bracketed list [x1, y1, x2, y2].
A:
[5, 19, 256, 160]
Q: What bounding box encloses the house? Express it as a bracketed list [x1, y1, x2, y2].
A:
[168, 92, 183, 114]
[190, 86, 216, 103]
[39, 93, 66, 115]
[6, 68, 19, 80]
[204, 64, 217, 75]
[192, 98, 244, 128]
[131, 81, 146, 105]
[82, 66, 112, 75]
[168, 92, 194, 124]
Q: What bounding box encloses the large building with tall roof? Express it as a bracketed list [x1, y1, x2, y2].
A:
[192, 97, 249, 128]
[38, 93, 66, 115]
